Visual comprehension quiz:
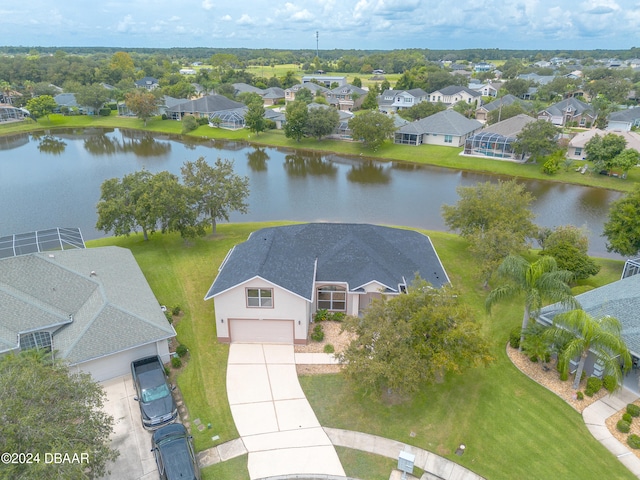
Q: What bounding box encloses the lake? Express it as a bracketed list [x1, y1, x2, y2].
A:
[0, 128, 623, 258]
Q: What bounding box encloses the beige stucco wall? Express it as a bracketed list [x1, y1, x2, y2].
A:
[213, 277, 311, 342]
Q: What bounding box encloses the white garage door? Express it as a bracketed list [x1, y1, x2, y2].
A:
[75, 343, 159, 382]
[230, 319, 294, 344]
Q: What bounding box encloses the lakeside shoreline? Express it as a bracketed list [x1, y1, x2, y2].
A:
[2, 114, 638, 193]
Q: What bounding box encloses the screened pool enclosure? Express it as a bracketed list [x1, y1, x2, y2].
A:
[464, 131, 522, 160]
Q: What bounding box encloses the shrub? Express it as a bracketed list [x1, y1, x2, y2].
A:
[176, 344, 188, 357]
[98, 108, 111, 116]
[323, 344, 335, 354]
[172, 305, 182, 316]
[164, 366, 170, 376]
[181, 115, 198, 134]
[311, 323, 324, 342]
[197, 117, 209, 126]
[623, 413, 633, 423]
[576, 391, 584, 400]
[314, 309, 329, 322]
[161, 113, 168, 120]
[559, 370, 569, 381]
[627, 404, 640, 417]
[329, 311, 346, 322]
[509, 327, 521, 349]
[171, 356, 182, 369]
[542, 156, 560, 175]
[164, 310, 173, 324]
[617, 420, 631, 433]
[628, 434, 640, 449]
[603, 375, 618, 393]
[529, 355, 538, 363]
[585, 377, 603, 396]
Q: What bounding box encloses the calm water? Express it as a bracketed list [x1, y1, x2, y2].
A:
[0, 128, 623, 258]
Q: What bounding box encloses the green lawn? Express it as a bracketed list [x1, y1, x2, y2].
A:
[2, 112, 638, 192]
[87, 224, 633, 480]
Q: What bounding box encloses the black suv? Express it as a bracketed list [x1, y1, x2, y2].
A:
[131, 356, 178, 430]
[151, 423, 201, 480]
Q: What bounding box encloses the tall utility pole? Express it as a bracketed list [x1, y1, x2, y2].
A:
[316, 31, 319, 59]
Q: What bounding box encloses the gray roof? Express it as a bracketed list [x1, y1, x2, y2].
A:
[167, 94, 244, 114]
[538, 274, 640, 356]
[135, 77, 159, 87]
[0, 247, 175, 364]
[329, 84, 367, 96]
[263, 87, 285, 99]
[609, 107, 640, 123]
[205, 223, 450, 301]
[233, 83, 264, 94]
[483, 114, 536, 137]
[397, 109, 482, 136]
[541, 97, 594, 117]
[478, 94, 530, 113]
[288, 83, 330, 94]
[54, 93, 79, 108]
[433, 85, 482, 97]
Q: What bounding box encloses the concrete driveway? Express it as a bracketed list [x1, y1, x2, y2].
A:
[100, 374, 157, 480]
[227, 344, 345, 479]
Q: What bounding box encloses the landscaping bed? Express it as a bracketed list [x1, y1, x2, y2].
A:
[295, 321, 354, 375]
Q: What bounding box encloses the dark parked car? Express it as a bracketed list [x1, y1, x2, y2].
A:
[151, 423, 201, 480]
[131, 356, 178, 430]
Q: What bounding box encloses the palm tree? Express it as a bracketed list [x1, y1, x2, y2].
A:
[486, 255, 578, 350]
[545, 309, 631, 390]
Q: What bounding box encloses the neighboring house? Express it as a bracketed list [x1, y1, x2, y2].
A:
[165, 94, 245, 121]
[0, 245, 175, 382]
[475, 94, 532, 123]
[537, 274, 640, 390]
[428, 85, 482, 106]
[233, 83, 264, 96]
[264, 108, 286, 129]
[302, 75, 347, 88]
[566, 128, 640, 160]
[0, 104, 27, 123]
[517, 73, 556, 86]
[394, 109, 482, 147]
[205, 223, 450, 344]
[262, 87, 285, 106]
[607, 107, 640, 131]
[538, 97, 596, 127]
[117, 95, 186, 117]
[378, 88, 428, 114]
[473, 62, 495, 72]
[469, 82, 503, 98]
[284, 83, 330, 103]
[463, 114, 536, 161]
[135, 77, 160, 90]
[53, 93, 96, 115]
[326, 84, 367, 111]
[179, 68, 197, 75]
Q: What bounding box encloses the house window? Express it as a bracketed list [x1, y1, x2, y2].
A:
[444, 135, 453, 143]
[20, 331, 52, 351]
[575, 148, 582, 156]
[317, 285, 346, 311]
[246, 288, 273, 308]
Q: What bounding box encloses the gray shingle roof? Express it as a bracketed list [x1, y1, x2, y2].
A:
[205, 223, 450, 301]
[542, 97, 594, 117]
[538, 274, 640, 356]
[0, 247, 175, 363]
[609, 107, 640, 122]
[433, 85, 481, 97]
[397, 109, 482, 136]
[483, 114, 536, 137]
[478, 94, 529, 113]
[167, 94, 244, 114]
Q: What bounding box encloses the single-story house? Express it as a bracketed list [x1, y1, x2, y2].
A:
[135, 77, 160, 90]
[537, 273, 640, 392]
[428, 85, 482, 106]
[0, 246, 175, 381]
[165, 94, 245, 121]
[378, 89, 428, 114]
[394, 109, 482, 147]
[463, 113, 536, 161]
[232, 83, 285, 106]
[538, 97, 595, 127]
[474, 94, 531, 123]
[204, 223, 450, 345]
[302, 75, 347, 88]
[53, 93, 96, 115]
[607, 107, 640, 132]
[566, 128, 640, 160]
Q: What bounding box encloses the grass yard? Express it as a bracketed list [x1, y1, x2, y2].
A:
[87, 223, 633, 480]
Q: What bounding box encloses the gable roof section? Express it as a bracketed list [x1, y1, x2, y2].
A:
[0, 247, 175, 363]
[167, 94, 244, 114]
[205, 223, 449, 301]
[397, 109, 482, 136]
[433, 85, 481, 97]
[477, 94, 529, 113]
[538, 274, 640, 356]
[483, 114, 536, 137]
[568, 128, 640, 150]
[542, 97, 594, 117]
[609, 107, 640, 123]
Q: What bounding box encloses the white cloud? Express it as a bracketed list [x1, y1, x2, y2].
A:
[116, 14, 135, 33]
[221, 14, 232, 21]
[202, 0, 214, 10]
[237, 14, 255, 25]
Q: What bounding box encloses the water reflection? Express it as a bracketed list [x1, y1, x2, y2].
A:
[283, 151, 337, 177]
[36, 135, 67, 155]
[247, 147, 269, 172]
[347, 160, 391, 184]
[0, 133, 29, 150]
[82, 131, 171, 157]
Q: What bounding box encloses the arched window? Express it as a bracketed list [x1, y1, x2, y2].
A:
[317, 285, 346, 311]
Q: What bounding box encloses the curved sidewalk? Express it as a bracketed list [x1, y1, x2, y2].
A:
[583, 389, 640, 478]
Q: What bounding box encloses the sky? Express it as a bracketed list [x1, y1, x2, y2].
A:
[1, 0, 640, 51]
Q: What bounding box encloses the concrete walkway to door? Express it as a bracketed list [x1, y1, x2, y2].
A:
[227, 344, 346, 480]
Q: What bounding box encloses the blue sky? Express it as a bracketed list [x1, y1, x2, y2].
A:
[1, 0, 639, 51]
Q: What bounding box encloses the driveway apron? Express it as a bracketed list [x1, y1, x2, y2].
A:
[227, 344, 345, 479]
